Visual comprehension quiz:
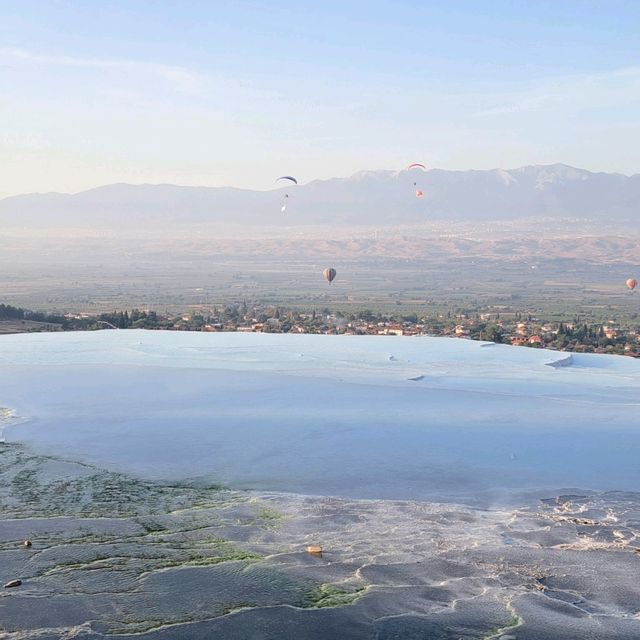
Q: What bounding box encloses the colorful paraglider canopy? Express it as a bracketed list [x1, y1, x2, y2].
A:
[276, 176, 298, 184]
[406, 163, 426, 171]
[626, 278, 637, 290]
[415, 189, 424, 198]
[323, 268, 337, 284]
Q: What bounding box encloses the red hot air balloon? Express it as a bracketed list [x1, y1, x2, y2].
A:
[416, 189, 424, 198]
[626, 278, 637, 290]
[323, 268, 336, 284]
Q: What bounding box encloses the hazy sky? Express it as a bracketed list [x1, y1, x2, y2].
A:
[1, 1, 639, 196]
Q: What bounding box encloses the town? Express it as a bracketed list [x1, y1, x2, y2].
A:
[1, 301, 639, 357]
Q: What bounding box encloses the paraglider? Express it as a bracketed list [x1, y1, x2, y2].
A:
[406, 163, 427, 194]
[626, 278, 637, 290]
[323, 268, 336, 284]
[276, 176, 297, 186]
[276, 176, 298, 212]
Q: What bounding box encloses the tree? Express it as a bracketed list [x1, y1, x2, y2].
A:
[483, 324, 504, 344]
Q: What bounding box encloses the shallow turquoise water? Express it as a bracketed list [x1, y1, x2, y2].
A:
[1, 331, 639, 504]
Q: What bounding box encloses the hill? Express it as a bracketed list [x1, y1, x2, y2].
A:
[1, 164, 638, 228]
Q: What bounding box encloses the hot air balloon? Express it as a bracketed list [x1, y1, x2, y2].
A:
[323, 268, 336, 284]
[626, 278, 637, 290]
[415, 189, 424, 198]
[276, 176, 298, 211]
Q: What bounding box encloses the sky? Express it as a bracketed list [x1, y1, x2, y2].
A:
[1, 0, 639, 197]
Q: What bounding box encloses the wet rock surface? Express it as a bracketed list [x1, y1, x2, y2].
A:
[1, 443, 640, 639]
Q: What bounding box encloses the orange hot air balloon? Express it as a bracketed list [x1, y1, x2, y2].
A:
[416, 189, 424, 198]
[626, 278, 637, 290]
[323, 268, 336, 284]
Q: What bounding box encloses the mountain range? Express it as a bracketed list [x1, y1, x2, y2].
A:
[1, 164, 638, 228]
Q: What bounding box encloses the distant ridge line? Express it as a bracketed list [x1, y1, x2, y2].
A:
[1, 163, 638, 228]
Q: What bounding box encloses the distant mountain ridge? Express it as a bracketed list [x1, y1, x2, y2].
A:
[1, 164, 638, 228]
